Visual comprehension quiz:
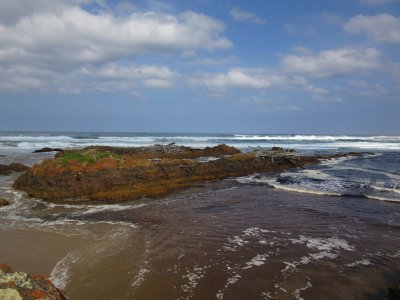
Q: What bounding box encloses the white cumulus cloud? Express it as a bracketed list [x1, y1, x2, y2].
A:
[0, 7, 231, 68]
[190, 68, 285, 89]
[81, 64, 178, 88]
[281, 48, 381, 77]
[230, 7, 266, 24]
[344, 14, 400, 44]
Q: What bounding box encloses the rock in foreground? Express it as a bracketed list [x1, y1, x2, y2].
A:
[0, 263, 66, 300]
[13, 144, 360, 204]
[0, 163, 28, 176]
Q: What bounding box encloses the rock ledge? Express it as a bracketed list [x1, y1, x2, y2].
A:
[13, 144, 363, 204]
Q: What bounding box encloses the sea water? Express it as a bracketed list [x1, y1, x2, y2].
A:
[0, 131, 400, 151]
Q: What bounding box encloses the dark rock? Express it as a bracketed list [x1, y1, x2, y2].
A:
[33, 147, 64, 153]
[271, 147, 284, 151]
[0, 163, 28, 175]
[0, 263, 66, 300]
[389, 281, 400, 300]
[0, 198, 9, 207]
[9, 163, 28, 171]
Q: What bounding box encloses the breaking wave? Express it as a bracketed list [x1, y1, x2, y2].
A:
[237, 153, 400, 203]
[1, 132, 400, 152]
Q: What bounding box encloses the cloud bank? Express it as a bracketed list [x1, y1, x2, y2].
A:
[0, 0, 231, 93]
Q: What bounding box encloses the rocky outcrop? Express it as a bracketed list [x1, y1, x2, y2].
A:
[33, 147, 64, 153]
[13, 144, 362, 204]
[0, 263, 66, 300]
[0, 199, 9, 207]
[54, 143, 240, 159]
[0, 163, 28, 176]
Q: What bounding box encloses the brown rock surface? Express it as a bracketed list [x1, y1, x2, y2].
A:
[0, 263, 66, 300]
[55, 143, 240, 159]
[13, 144, 362, 204]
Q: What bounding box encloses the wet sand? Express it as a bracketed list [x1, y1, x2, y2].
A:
[0, 229, 91, 275]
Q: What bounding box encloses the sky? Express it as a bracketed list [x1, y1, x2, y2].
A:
[0, 0, 399, 134]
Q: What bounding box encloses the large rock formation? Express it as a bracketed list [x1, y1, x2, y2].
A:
[13, 144, 359, 204]
[0, 263, 66, 300]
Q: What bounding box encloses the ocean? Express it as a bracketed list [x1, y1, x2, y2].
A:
[1, 131, 400, 151]
[0, 132, 399, 299]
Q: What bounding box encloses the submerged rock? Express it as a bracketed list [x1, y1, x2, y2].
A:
[0, 163, 28, 176]
[13, 144, 363, 204]
[0, 263, 66, 300]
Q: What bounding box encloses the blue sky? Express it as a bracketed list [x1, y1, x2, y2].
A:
[0, 0, 399, 134]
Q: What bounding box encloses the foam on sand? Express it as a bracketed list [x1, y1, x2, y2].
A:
[243, 254, 269, 269]
[295, 235, 355, 252]
[50, 251, 80, 290]
[282, 235, 355, 275]
[346, 259, 371, 268]
[266, 181, 342, 197]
